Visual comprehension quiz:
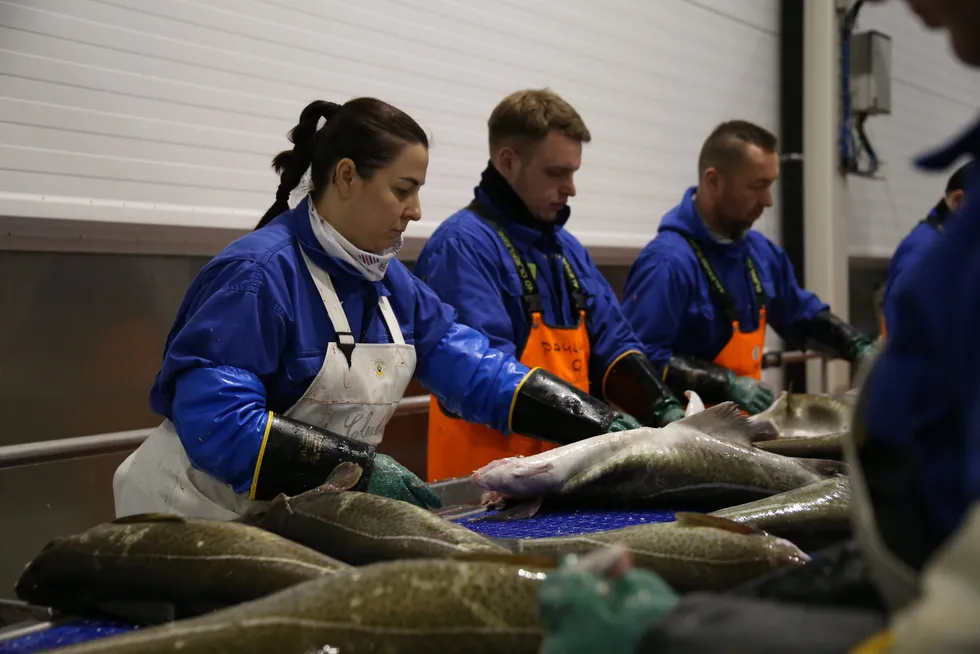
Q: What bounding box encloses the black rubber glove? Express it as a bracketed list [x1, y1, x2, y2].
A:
[250, 413, 376, 501]
[800, 309, 875, 364]
[602, 351, 686, 427]
[663, 354, 736, 406]
[510, 368, 628, 445]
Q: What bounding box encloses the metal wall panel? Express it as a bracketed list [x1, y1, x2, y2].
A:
[0, 451, 131, 599]
[0, 251, 209, 446]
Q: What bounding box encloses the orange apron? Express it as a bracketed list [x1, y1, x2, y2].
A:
[426, 202, 591, 482]
[683, 236, 767, 408]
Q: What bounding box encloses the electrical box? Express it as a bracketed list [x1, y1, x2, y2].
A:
[850, 30, 892, 115]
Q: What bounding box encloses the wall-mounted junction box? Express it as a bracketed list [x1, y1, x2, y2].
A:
[850, 30, 892, 115]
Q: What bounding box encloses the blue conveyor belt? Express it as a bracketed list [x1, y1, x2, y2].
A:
[0, 619, 136, 653]
[0, 507, 676, 653]
[459, 506, 676, 538]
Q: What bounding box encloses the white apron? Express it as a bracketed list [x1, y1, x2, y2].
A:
[843, 355, 920, 613]
[113, 250, 417, 521]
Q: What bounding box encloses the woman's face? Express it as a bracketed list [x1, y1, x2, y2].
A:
[335, 143, 429, 253]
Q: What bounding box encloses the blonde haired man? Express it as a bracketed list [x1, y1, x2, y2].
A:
[415, 89, 685, 482]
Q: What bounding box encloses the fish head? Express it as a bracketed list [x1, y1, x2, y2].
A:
[764, 534, 811, 566]
[472, 456, 556, 496]
[472, 456, 523, 481]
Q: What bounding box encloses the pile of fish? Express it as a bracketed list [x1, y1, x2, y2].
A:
[9, 389, 862, 652]
[473, 402, 844, 507]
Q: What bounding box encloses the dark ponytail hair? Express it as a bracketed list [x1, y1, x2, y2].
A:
[255, 98, 429, 229]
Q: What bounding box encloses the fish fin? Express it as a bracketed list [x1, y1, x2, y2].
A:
[111, 513, 187, 524]
[684, 390, 706, 416]
[674, 512, 764, 536]
[798, 458, 848, 477]
[673, 403, 771, 446]
[469, 497, 543, 522]
[318, 461, 364, 492]
[450, 551, 559, 568]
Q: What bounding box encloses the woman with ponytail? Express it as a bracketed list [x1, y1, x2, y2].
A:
[113, 98, 646, 520]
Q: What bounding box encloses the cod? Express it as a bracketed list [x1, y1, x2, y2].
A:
[44, 558, 550, 654]
[243, 484, 510, 564]
[475, 403, 843, 507]
[16, 514, 348, 623]
[505, 513, 809, 592]
[711, 476, 851, 551]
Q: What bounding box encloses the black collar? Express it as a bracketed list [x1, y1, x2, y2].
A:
[476, 162, 570, 234]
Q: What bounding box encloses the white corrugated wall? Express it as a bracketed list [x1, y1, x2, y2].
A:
[846, 1, 980, 258]
[0, 0, 780, 249]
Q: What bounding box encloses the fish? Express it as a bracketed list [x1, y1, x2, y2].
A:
[753, 432, 844, 459]
[507, 513, 809, 592]
[243, 485, 511, 565]
[710, 477, 851, 551]
[46, 557, 550, 654]
[473, 403, 844, 507]
[750, 391, 852, 439]
[15, 513, 350, 624]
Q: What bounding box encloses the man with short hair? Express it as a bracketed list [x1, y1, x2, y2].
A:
[880, 161, 973, 339]
[414, 88, 685, 482]
[622, 120, 874, 416]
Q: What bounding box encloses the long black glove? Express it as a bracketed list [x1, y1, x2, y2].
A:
[510, 369, 636, 445]
[800, 309, 875, 364]
[250, 414, 441, 509]
[602, 351, 686, 426]
[663, 354, 774, 415]
[250, 414, 376, 501]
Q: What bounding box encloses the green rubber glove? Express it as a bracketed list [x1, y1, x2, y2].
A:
[648, 399, 686, 426]
[364, 454, 442, 509]
[607, 412, 643, 432]
[853, 339, 877, 367]
[539, 546, 679, 654]
[729, 373, 774, 415]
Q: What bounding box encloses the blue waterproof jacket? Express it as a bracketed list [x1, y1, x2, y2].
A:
[150, 197, 529, 493]
[414, 167, 644, 394]
[882, 205, 950, 331]
[621, 186, 827, 372]
[861, 116, 980, 544]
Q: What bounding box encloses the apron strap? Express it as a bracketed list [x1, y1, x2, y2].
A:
[377, 296, 406, 345]
[681, 235, 767, 325]
[465, 199, 588, 317]
[299, 248, 356, 347]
